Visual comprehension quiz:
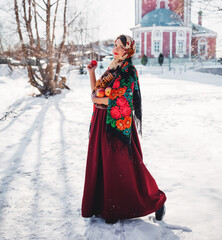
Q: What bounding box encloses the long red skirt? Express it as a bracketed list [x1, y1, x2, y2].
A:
[81, 107, 166, 221]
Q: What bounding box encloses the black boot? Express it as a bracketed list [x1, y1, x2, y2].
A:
[105, 219, 118, 224]
[155, 204, 166, 221]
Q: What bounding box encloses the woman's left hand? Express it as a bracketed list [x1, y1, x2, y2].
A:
[91, 92, 109, 105]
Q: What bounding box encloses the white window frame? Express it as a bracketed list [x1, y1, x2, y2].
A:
[178, 40, 184, 53]
[154, 41, 161, 53]
[152, 30, 162, 57]
[176, 30, 186, 57]
[156, 0, 169, 9]
[198, 38, 207, 57]
[136, 41, 140, 54]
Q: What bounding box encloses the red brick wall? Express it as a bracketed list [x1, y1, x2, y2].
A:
[172, 32, 177, 56]
[142, 0, 156, 17]
[186, 32, 190, 57]
[163, 32, 170, 57]
[191, 37, 198, 56]
[147, 32, 152, 57]
[191, 37, 216, 59]
[169, 0, 184, 20]
[141, 32, 145, 55]
[207, 38, 216, 59]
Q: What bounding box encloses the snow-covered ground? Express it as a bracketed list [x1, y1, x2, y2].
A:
[0, 64, 222, 240]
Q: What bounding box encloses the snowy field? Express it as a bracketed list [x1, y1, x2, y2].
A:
[0, 64, 222, 240]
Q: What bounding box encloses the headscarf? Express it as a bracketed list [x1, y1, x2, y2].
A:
[94, 35, 136, 91]
[108, 35, 136, 70]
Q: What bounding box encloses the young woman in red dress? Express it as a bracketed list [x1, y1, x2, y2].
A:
[81, 34, 166, 224]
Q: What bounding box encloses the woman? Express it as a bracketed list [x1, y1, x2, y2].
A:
[81, 35, 166, 224]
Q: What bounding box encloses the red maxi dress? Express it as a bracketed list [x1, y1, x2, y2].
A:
[81, 105, 166, 221]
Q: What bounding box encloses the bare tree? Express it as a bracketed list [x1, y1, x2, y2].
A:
[0, 23, 4, 54]
[13, 0, 69, 96]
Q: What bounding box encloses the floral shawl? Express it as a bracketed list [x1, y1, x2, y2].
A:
[106, 58, 142, 145]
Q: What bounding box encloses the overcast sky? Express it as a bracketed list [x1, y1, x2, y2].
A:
[0, 0, 222, 56]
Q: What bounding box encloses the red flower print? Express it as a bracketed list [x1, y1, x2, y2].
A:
[120, 106, 132, 118]
[124, 116, 132, 128]
[116, 88, 126, 97]
[116, 119, 126, 131]
[116, 96, 129, 107]
[113, 80, 120, 89]
[109, 89, 118, 100]
[110, 106, 121, 119]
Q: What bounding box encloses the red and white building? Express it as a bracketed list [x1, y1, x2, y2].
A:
[131, 0, 217, 59]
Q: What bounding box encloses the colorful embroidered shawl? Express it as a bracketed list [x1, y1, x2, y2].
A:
[106, 58, 142, 145]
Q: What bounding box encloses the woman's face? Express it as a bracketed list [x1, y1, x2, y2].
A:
[113, 39, 126, 60]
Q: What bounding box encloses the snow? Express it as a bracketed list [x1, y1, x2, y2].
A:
[0, 64, 222, 239]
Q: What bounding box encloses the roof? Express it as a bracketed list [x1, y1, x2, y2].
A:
[141, 8, 184, 27]
[192, 23, 217, 37]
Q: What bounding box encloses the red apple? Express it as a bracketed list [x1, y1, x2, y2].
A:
[96, 88, 105, 98]
[105, 87, 112, 97]
[91, 59, 97, 67]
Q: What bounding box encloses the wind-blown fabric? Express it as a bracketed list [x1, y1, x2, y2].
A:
[106, 58, 142, 145]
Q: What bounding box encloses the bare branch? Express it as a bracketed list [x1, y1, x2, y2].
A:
[54, 0, 68, 83]
[51, 0, 58, 7]
[36, 11, 46, 22]
[32, 0, 41, 51]
[27, 65, 44, 92]
[22, 0, 34, 46]
[33, 0, 46, 12]
[68, 11, 82, 27]
[42, 0, 47, 7]
[68, 2, 91, 27]
[14, 0, 27, 55]
[52, 0, 59, 47]
[46, 0, 53, 82]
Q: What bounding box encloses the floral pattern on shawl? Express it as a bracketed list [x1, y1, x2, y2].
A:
[106, 59, 141, 145]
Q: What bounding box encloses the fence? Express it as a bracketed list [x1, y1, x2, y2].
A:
[135, 58, 222, 75]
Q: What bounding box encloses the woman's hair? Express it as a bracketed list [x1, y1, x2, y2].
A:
[116, 35, 127, 47]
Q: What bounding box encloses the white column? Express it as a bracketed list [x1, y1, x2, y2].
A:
[170, 31, 172, 58]
[144, 32, 147, 56]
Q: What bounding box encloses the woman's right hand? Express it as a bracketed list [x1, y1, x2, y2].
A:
[87, 63, 97, 73]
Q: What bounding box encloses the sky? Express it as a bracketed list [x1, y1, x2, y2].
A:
[0, 0, 222, 56]
[84, 0, 222, 57]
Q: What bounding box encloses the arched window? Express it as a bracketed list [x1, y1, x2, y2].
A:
[152, 30, 162, 56]
[156, 0, 169, 9]
[176, 30, 186, 56]
[198, 38, 207, 56]
[178, 30, 184, 37]
[154, 30, 161, 38]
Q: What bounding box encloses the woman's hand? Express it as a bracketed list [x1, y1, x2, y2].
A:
[87, 63, 97, 73]
[91, 93, 109, 105]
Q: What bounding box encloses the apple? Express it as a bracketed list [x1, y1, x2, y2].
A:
[91, 59, 97, 67]
[96, 88, 105, 98]
[105, 87, 112, 97]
